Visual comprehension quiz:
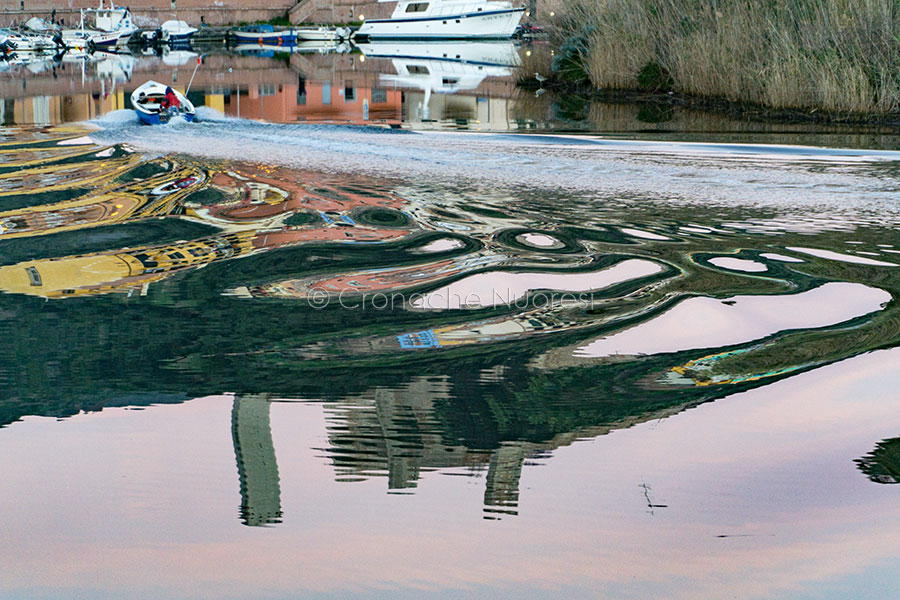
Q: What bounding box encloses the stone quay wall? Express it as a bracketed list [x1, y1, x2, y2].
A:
[0, 1, 294, 27]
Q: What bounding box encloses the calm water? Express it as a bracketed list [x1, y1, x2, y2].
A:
[3, 45, 900, 599]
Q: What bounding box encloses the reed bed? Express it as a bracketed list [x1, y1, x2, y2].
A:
[556, 0, 900, 114]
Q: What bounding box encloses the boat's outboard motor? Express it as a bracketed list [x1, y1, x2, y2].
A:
[0, 35, 15, 54]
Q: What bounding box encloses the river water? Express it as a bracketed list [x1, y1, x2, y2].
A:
[2, 44, 900, 599]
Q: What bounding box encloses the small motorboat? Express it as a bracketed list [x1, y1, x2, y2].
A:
[160, 20, 198, 45]
[139, 20, 197, 48]
[131, 80, 195, 124]
[230, 25, 348, 46]
[232, 24, 297, 46]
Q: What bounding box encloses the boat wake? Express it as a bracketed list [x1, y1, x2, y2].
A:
[87, 110, 900, 215]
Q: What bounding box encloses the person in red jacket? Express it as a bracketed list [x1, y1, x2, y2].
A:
[160, 86, 181, 112]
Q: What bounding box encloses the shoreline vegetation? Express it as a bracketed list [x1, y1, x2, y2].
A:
[527, 0, 900, 125]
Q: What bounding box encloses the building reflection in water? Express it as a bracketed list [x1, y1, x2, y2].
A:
[322, 376, 531, 518]
[229, 383, 525, 524]
[1, 43, 525, 130]
[231, 394, 282, 527]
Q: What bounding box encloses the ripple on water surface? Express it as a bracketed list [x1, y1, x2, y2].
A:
[3, 119, 900, 599]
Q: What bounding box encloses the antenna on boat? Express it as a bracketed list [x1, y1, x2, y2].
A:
[185, 54, 202, 96]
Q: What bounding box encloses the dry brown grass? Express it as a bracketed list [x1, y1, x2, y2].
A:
[559, 0, 900, 114]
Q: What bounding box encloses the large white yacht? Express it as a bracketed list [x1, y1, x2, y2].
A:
[353, 0, 525, 39]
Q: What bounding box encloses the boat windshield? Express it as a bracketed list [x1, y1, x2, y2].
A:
[137, 93, 164, 108]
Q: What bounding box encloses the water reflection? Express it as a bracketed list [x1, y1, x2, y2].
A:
[857, 437, 900, 484]
[5, 40, 900, 149]
[3, 127, 900, 524]
[3, 72, 900, 594]
[232, 395, 281, 526]
[2, 41, 523, 130]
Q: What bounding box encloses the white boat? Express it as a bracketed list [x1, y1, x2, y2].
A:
[69, 2, 137, 47]
[131, 80, 196, 125]
[140, 20, 197, 46]
[87, 1, 136, 38]
[297, 26, 351, 41]
[59, 27, 121, 51]
[353, 0, 525, 39]
[57, 4, 133, 52]
[160, 20, 198, 45]
[0, 28, 58, 53]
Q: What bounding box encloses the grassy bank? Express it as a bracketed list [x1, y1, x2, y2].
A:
[552, 0, 900, 115]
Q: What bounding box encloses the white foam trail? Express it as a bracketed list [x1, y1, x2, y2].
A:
[86, 116, 900, 218]
[193, 106, 235, 122]
[92, 109, 139, 125]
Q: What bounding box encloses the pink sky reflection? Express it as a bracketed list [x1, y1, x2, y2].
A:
[2, 349, 900, 598]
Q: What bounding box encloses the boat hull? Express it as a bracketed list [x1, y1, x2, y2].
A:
[232, 30, 298, 46]
[90, 32, 124, 48]
[135, 110, 196, 125]
[354, 7, 524, 39]
[232, 27, 345, 45]
[164, 32, 195, 44]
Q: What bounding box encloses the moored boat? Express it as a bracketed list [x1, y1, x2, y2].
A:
[60, 27, 121, 51]
[353, 0, 525, 39]
[296, 26, 351, 41]
[160, 20, 198, 45]
[231, 25, 349, 46]
[139, 20, 198, 47]
[0, 28, 58, 52]
[86, 0, 136, 40]
[131, 80, 196, 125]
[232, 24, 298, 46]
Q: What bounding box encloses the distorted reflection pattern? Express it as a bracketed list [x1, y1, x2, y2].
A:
[2, 125, 900, 526]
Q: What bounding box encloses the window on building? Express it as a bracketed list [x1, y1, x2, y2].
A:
[258, 84, 277, 97]
[297, 76, 307, 105]
[371, 88, 387, 103]
[322, 82, 332, 105]
[344, 81, 356, 102]
[25, 266, 42, 287]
